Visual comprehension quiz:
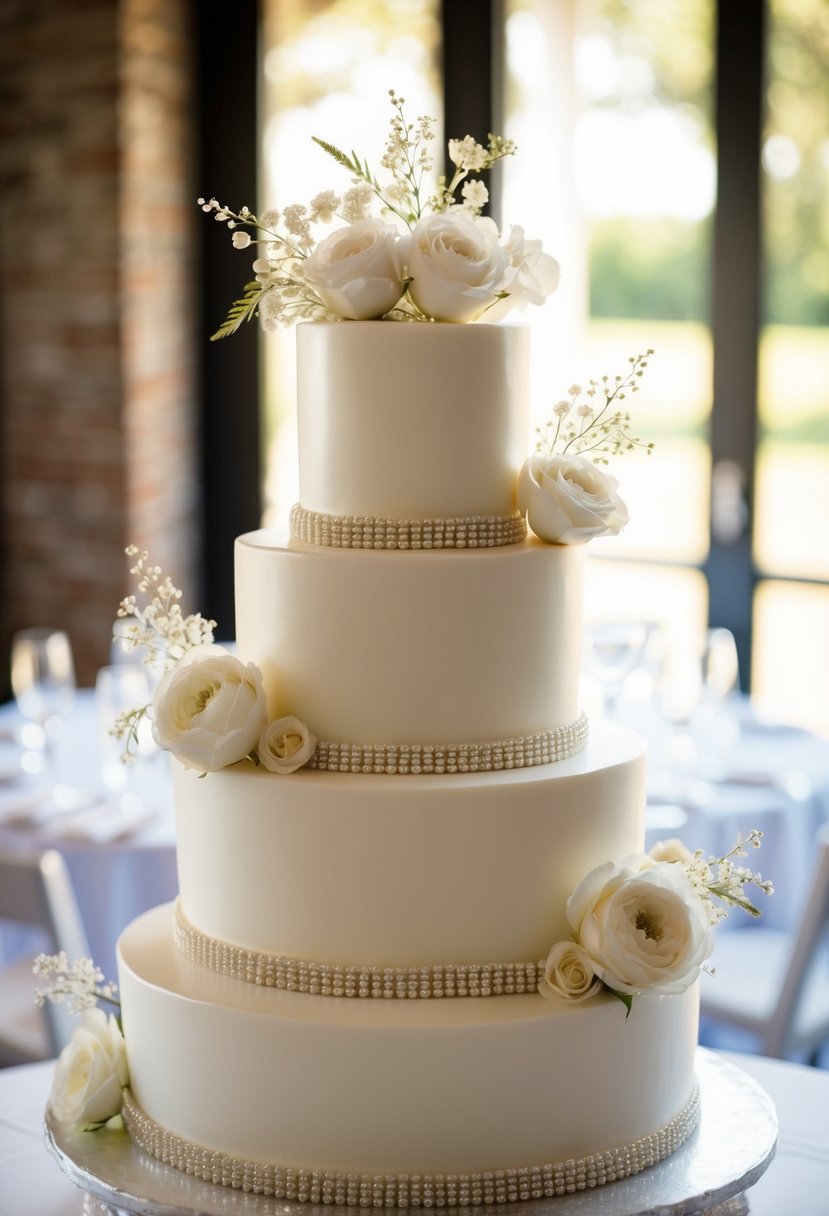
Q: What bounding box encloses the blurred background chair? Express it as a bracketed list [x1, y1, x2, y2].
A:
[700, 822, 829, 1063]
[0, 848, 90, 1065]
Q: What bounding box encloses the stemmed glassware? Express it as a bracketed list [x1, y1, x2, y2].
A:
[95, 663, 155, 808]
[585, 621, 652, 720]
[10, 628, 80, 811]
[655, 626, 741, 799]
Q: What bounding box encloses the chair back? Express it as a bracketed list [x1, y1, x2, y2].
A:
[0, 847, 91, 1055]
[764, 821, 829, 1058]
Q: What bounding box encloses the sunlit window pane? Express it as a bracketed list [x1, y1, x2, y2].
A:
[504, 0, 713, 574]
[753, 0, 829, 714]
[260, 0, 441, 525]
[753, 581, 829, 734]
[585, 558, 708, 651]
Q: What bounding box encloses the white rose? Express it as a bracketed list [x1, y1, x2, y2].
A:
[649, 838, 694, 865]
[485, 225, 560, 320]
[152, 645, 268, 772]
[539, 941, 603, 1004]
[258, 715, 317, 774]
[566, 854, 714, 996]
[517, 453, 629, 545]
[302, 218, 408, 320]
[408, 212, 510, 322]
[49, 1008, 128, 1126]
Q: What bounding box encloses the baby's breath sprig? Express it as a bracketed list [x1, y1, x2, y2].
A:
[33, 952, 120, 1015]
[535, 350, 656, 465]
[112, 546, 217, 761]
[116, 545, 215, 667]
[684, 829, 774, 925]
[198, 199, 331, 340]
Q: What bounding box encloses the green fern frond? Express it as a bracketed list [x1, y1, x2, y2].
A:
[311, 136, 362, 177]
[210, 282, 265, 341]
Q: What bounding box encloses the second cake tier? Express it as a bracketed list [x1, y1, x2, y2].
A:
[235, 533, 585, 748]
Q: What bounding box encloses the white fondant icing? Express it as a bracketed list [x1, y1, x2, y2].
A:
[235, 533, 585, 746]
[173, 723, 646, 968]
[118, 904, 699, 1178]
[296, 322, 529, 520]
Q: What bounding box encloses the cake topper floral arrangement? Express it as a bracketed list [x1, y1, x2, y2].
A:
[201, 90, 559, 333]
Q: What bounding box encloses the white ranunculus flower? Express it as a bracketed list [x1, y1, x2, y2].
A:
[540, 941, 603, 1004]
[407, 212, 510, 322]
[566, 854, 714, 996]
[152, 645, 268, 772]
[258, 715, 317, 774]
[517, 453, 629, 545]
[49, 1008, 128, 1126]
[302, 218, 408, 320]
[485, 225, 560, 320]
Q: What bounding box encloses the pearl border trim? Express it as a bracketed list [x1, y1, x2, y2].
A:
[290, 502, 527, 549]
[122, 1083, 701, 1207]
[307, 712, 589, 774]
[173, 900, 546, 998]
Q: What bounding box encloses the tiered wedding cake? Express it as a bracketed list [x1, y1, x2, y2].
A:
[41, 100, 771, 1208]
[113, 319, 700, 1205]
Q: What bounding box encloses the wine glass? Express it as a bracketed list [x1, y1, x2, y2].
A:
[10, 628, 78, 808]
[654, 627, 741, 798]
[95, 664, 154, 803]
[585, 621, 651, 720]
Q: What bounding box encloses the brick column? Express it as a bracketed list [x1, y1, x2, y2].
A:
[0, 0, 198, 691]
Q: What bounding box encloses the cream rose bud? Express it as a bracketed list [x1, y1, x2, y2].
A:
[49, 1008, 128, 1126]
[258, 715, 317, 774]
[649, 838, 694, 865]
[486, 225, 560, 320]
[152, 646, 268, 772]
[566, 854, 714, 996]
[540, 941, 603, 1004]
[517, 453, 629, 545]
[408, 212, 511, 322]
[302, 218, 408, 320]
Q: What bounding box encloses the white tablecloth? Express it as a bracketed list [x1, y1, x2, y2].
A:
[0, 1053, 827, 1216]
[630, 700, 829, 934]
[0, 694, 177, 981]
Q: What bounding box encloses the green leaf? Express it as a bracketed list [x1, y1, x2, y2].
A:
[608, 987, 634, 1018]
[210, 282, 265, 341]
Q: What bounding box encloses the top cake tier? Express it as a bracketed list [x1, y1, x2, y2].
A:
[296, 322, 529, 522]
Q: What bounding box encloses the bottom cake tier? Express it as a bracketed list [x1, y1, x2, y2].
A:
[117, 905, 700, 1204]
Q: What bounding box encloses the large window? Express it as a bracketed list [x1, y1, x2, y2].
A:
[753, 0, 829, 730]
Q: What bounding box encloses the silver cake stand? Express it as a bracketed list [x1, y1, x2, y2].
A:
[45, 1050, 776, 1216]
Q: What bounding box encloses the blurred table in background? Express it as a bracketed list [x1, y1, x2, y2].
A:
[630, 695, 829, 934]
[0, 692, 176, 980]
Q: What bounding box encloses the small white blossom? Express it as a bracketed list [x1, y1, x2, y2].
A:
[461, 179, 489, 211]
[309, 190, 340, 224]
[231, 230, 251, 249]
[448, 135, 489, 172]
[341, 184, 374, 224]
[33, 953, 119, 1014]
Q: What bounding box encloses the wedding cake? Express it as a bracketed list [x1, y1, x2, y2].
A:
[112, 315, 701, 1205]
[41, 99, 771, 1208]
